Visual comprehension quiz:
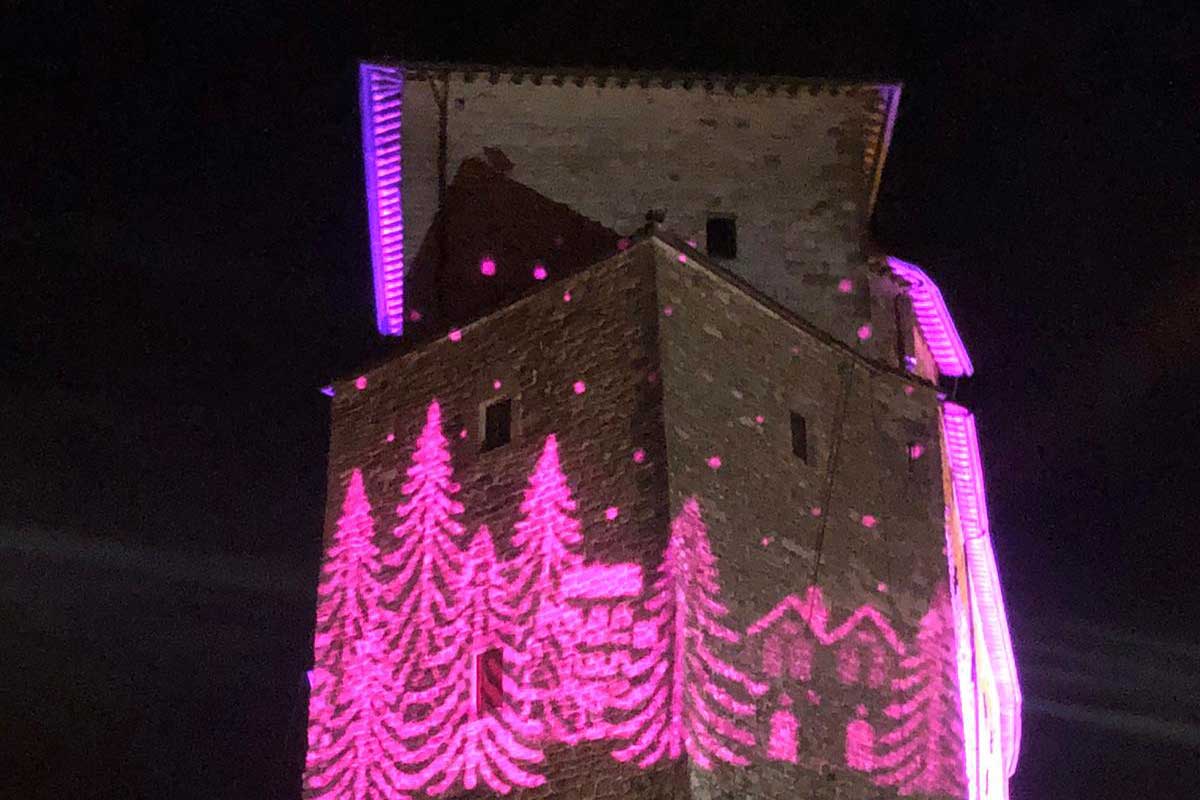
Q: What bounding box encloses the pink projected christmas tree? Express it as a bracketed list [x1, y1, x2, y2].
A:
[611, 497, 766, 769]
[383, 400, 467, 729]
[870, 583, 966, 797]
[509, 434, 589, 742]
[393, 525, 545, 795]
[305, 470, 410, 799]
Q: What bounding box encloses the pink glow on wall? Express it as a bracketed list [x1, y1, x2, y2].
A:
[447, 329, 462, 342]
[617, 238, 631, 251]
[861, 514, 878, 529]
[480, 257, 497, 276]
[604, 506, 619, 521]
[509, 434, 591, 743]
[857, 324, 873, 341]
[560, 564, 644, 600]
[810, 506, 822, 517]
[573, 381, 587, 395]
[359, 63, 406, 336]
[877, 582, 889, 593]
[766, 694, 799, 763]
[399, 524, 546, 794]
[409, 309, 423, 322]
[747, 587, 906, 655]
[386, 433, 395, 443]
[632, 448, 646, 464]
[662, 304, 674, 316]
[845, 706, 874, 772]
[862, 583, 967, 797]
[492, 379, 502, 390]
[355, 375, 368, 391]
[755, 415, 765, 424]
[836, 629, 894, 689]
[562, 291, 572, 302]
[532, 264, 548, 280]
[610, 498, 766, 770]
[706, 455, 722, 470]
[904, 385, 915, 396]
[941, 403, 1021, 776]
[677, 253, 688, 264]
[305, 470, 410, 799]
[887, 256, 975, 377]
[382, 399, 467, 750]
[837, 278, 854, 294]
[908, 442, 925, 460]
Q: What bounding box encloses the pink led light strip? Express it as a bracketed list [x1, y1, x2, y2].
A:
[887, 256, 974, 378]
[359, 63, 406, 336]
[942, 403, 1021, 777]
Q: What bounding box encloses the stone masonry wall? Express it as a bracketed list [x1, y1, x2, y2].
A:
[322, 245, 686, 800]
[399, 71, 892, 355]
[651, 241, 950, 799]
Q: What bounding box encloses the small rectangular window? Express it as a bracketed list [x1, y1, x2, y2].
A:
[706, 215, 737, 259]
[790, 412, 808, 462]
[483, 398, 512, 451]
[475, 648, 503, 714]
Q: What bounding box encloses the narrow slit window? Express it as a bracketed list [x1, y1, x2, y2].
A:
[483, 398, 512, 451]
[475, 648, 503, 714]
[790, 412, 808, 462]
[706, 215, 737, 259]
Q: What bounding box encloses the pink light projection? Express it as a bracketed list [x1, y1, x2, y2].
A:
[662, 304, 674, 316]
[706, 455, 722, 470]
[632, 448, 646, 464]
[399, 524, 545, 795]
[604, 506, 619, 521]
[508, 434, 593, 744]
[447, 329, 462, 342]
[560, 564, 643, 600]
[359, 63, 406, 336]
[886, 256, 974, 377]
[532, 264, 548, 280]
[355, 375, 369, 391]
[837, 278, 854, 294]
[942, 403, 1021, 776]
[492, 379, 503, 390]
[480, 257, 497, 277]
[562, 291, 572, 302]
[766, 693, 799, 763]
[857, 323, 873, 341]
[851, 583, 967, 797]
[573, 381, 587, 395]
[382, 400, 467, 743]
[861, 514, 878, 529]
[305, 470, 411, 799]
[305, 395, 1005, 796]
[610, 498, 767, 770]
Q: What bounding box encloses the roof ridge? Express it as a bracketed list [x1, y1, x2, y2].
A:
[365, 59, 902, 94]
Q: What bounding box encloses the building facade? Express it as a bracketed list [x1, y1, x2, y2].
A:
[303, 62, 1019, 800]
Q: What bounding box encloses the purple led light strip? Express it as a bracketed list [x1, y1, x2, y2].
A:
[359, 63, 405, 336]
[887, 256, 974, 378]
[942, 403, 1021, 777]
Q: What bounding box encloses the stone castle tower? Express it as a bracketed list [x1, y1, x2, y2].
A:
[303, 62, 1020, 800]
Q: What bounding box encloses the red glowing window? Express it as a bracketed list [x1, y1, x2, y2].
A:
[482, 398, 512, 451]
[475, 648, 503, 715]
[706, 215, 737, 259]
[790, 412, 808, 463]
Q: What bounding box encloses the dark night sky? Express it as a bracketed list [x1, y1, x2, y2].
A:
[3, 3, 1198, 798]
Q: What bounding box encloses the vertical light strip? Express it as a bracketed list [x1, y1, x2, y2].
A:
[359, 63, 406, 336]
[887, 256, 974, 377]
[942, 403, 1022, 778]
